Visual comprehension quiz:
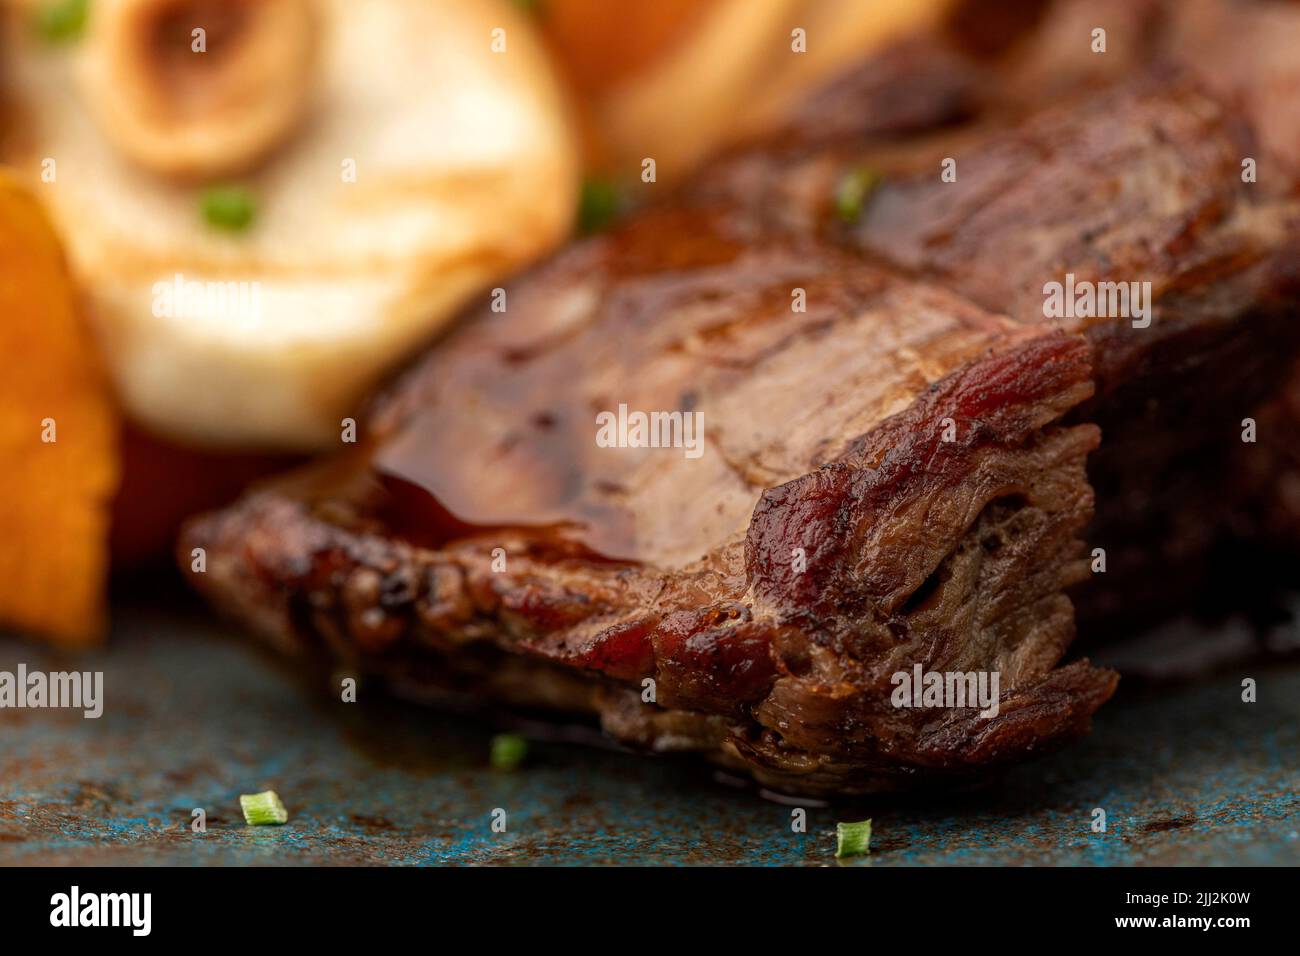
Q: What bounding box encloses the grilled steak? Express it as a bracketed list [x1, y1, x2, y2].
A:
[697, 0, 1300, 626]
[181, 1, 1300, 794]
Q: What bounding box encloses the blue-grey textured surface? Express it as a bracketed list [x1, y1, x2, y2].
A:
[0, 604, 1296, 865]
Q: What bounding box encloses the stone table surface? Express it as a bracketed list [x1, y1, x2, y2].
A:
[1, 603, 1296, 866]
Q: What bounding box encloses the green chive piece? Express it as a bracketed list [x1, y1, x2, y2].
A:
[240, 790, 288, 826]
[833, 166, 882, 223]
[835, 819, 872, 858]
[577, 177, 623, 235]
[511, 0, 543, 14]
[34, 0, 89, 44]
[200, 185, 257, 232]
[490, 733, 528, 771]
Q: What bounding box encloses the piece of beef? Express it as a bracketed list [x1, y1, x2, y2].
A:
[189, 320, 1109, 795]
[943, 0, 1300, 618]
[182, 51, 1299, 792]
[694, 0, 1300, 628]
[840, 75, 1300, 626]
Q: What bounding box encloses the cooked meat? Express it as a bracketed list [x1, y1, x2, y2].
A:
[840, 75, 1300, 626]
[181, 2, 1300, 794]
[695, 0, 1300, 627]
[189, 321, 1112, 795]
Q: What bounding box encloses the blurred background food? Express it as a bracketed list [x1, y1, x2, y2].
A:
[539, 0, 954, 178]
[0, 0, 951, 642]
[79, 0, 321, 179]
[0, 171, 117, 645]
[2, 0, 578, 452]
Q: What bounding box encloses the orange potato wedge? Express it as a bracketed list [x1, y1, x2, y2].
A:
[0, 170, 118, 645]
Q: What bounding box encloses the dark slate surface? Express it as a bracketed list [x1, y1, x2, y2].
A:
[1, 603, 1296, 866]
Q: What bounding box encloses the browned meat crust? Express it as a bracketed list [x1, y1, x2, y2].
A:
[181, 0, 1300, 793]
[839, 75, 1300, 626]
[699, 0, 1300, 628]
[187, 331, 1114, 794]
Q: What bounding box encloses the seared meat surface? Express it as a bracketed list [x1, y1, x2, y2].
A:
[700, 0, 1300, 627]
[190, 324, 1109, 794]
[182, 0, 1300, 793]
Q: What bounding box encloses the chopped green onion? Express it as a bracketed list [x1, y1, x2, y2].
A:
[835, 819, 872, 858]
[577, 177, 623, 235]
[240, 790, 288, 826]
[490, 733, 528, 771]
[511, 0, 544, 14]
[34, 0, 89, 44]
[833, 166, 882, 223]
[200, 185, 257, 232]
